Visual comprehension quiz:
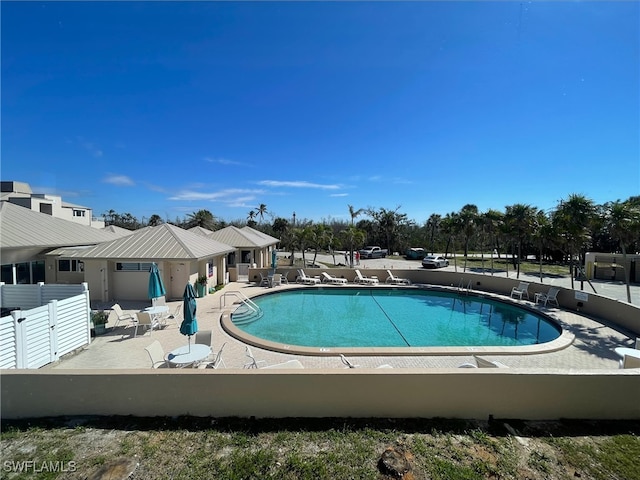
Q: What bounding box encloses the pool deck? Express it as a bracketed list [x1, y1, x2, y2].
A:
[48, 275, 638, 371]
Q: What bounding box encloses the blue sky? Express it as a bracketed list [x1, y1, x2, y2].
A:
[2, 1, 638, 226]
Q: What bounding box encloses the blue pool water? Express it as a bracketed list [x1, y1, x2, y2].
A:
[232, 288, 562, 348]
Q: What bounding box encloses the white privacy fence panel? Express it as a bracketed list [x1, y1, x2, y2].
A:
[0, 283, 91, 369]
[56, 295, 91, 357]
[22, 305, 53, 369]
[0, 315, 17, 369]
[0, 284, 42, 310]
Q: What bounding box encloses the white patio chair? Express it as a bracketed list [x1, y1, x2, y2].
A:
[111, 303, 135, 328]
[271, 273, 282, 287]
[166, 303, 182, 327]
[258, 273, 270, 287]
[198, 342, 227, 369]
[144, 340, 168, 368]
[535, 287, 560, 307]
[133, 311, 160, 338]
[510, 282, 530, 300]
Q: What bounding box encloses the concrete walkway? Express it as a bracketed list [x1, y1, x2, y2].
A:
[49, 261, 639, 371]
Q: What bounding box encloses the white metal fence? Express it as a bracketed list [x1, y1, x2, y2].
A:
[0, 283, 91, 369]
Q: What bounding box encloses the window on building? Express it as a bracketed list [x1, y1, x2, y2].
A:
[58, 259, 84, 272]
[116, 262, 153, 271]
[73, 209, 86, 217]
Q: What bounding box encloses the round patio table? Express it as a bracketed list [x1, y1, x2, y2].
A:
[167, 344, 211, 367]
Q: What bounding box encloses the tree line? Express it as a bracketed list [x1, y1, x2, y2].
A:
[103, 193, 640, 300]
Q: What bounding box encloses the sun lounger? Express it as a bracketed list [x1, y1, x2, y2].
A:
[321, 272, 348, 284]
[385, 270, 411, 285]
[354, 269, 379, 284]
[296, 269, 321, 284]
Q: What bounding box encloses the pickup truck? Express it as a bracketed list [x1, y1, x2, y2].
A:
[359, 246, 388, 259]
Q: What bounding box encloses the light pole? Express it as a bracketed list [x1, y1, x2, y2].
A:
[292, 211, 296, 227]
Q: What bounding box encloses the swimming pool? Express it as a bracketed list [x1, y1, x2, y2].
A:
[224, 287, 567, 355]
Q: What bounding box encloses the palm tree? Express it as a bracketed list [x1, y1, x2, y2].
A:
[604, 199, 640, 303]
[482, 209, 504, 275]
[339, 225, 366, 267]
[440, 212, 461, 269]
[256, 204, 268, 224]
[504, 204, 537, 278]
[552, 194, 597, 289]
[147, 214, 163, 227]
[186, 209, 216, 230]
[459, 204, 479, 272]
[426, 214, 441, 254]
[531, 209, 552, 282]
[348, 204, 364, 226]
[247, 210, 257, 227]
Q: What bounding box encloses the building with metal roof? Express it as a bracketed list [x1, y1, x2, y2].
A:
[45, 223, 237, 302]
[0, 201, 121, 285]
[208, 225, 279, 267]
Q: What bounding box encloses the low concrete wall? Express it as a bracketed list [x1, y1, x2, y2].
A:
[2, 368, 639, 420]
[251, 268, 640, 335]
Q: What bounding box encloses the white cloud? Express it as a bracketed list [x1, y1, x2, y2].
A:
[205, 157, 248, 166]
[168, 188, 264, 202]
[257, 180, 340, 190]
[330, 193, 349, 197]
[104, 175, 135, 186]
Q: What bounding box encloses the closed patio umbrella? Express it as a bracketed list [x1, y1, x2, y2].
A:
[148, 263, 166, 306]
[180, 282, 198, 352]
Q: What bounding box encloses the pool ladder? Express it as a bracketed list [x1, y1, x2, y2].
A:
[458, 278, 472, 295]
[220, 291, 263, 325]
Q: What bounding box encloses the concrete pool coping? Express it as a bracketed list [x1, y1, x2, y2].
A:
[221, 285, 576, 357]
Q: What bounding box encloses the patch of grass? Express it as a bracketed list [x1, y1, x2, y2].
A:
[453, 257, 571, 277]
[2, 418, 640, 480]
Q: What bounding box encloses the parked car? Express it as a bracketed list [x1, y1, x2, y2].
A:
[359, 246, 388, 259]
[405, 248, 427, 260]
[422, 255, 449, 269]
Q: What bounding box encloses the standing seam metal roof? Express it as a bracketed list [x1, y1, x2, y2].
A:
[0, 201, 119, 249]
[52, 223, 235, 260]
[208, 225, 279, 248]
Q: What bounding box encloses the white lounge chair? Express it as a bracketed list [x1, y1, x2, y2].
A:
[262, 359, 304, 369]
[321, 272, 348, 284]
[354, 269, 379, 285]
[243, 345, 268, 369]
[295, 269, 320, 285]
[510, 282, 530, 300]
[385, 270, 411, 285]
[243, 345, 300, 369]
[144, 340, 168, 368]
[474, 355, 509, 368]
[535, 286, 560, 307]
[340, 354, 391, 369]
[258, 273, 270, 287]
